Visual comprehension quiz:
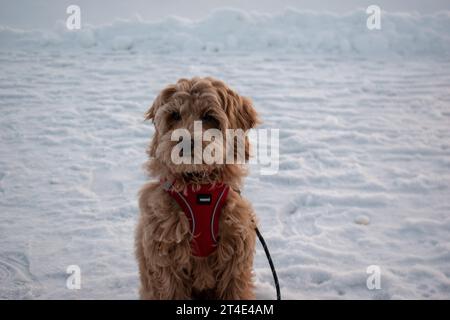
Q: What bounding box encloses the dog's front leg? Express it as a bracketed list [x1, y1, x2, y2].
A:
[214, 192, 257, 300]
[138, 220, 193, 300]
[137, 184, 193, 300]
[142, 238, 193, 300]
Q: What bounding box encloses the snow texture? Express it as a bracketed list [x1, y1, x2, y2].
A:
[1, 8, 450, 56]
[0, 8, 450, 299]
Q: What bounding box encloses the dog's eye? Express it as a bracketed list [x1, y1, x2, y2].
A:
[170, 111, 181, 121]
[201, 114, 219, 127]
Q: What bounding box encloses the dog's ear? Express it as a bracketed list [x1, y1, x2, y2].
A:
[211, 78, 260, 131]
[145, 85, 177, 121]
[236, 96, 260, 131]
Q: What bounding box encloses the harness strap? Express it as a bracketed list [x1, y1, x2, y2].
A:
[163, 181, 229, 257]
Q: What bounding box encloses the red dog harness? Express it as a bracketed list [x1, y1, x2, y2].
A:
[162, 181, 229, 257]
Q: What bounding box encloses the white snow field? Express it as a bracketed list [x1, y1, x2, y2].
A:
[1, 8, 450, 299]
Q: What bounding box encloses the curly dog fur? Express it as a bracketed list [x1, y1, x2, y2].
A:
[135, 77, 260, 299]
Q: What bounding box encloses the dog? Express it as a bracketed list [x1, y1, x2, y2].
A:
[135, 77, 260, 299]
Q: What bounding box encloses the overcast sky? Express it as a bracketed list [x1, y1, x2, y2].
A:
[1, 0, 449, 29]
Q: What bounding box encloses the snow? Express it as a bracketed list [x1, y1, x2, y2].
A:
[1, 8, 450, 56]
[1, 8, 450, 299]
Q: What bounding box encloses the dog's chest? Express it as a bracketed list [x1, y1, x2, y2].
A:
[164, 183, 229, 257]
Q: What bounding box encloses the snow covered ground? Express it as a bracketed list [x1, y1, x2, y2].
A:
[1, 8, 450, 299]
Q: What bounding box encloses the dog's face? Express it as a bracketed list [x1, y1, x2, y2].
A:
[145, 77, 259, 181]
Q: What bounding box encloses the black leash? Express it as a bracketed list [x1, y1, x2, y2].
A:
[255, 227, 281, 300]
[233, 188, 281, 300]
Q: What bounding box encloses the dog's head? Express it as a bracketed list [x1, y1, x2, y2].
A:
[145, 77, 259, 187]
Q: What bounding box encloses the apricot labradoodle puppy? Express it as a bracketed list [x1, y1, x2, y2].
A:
[135, 77, 260, 299]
